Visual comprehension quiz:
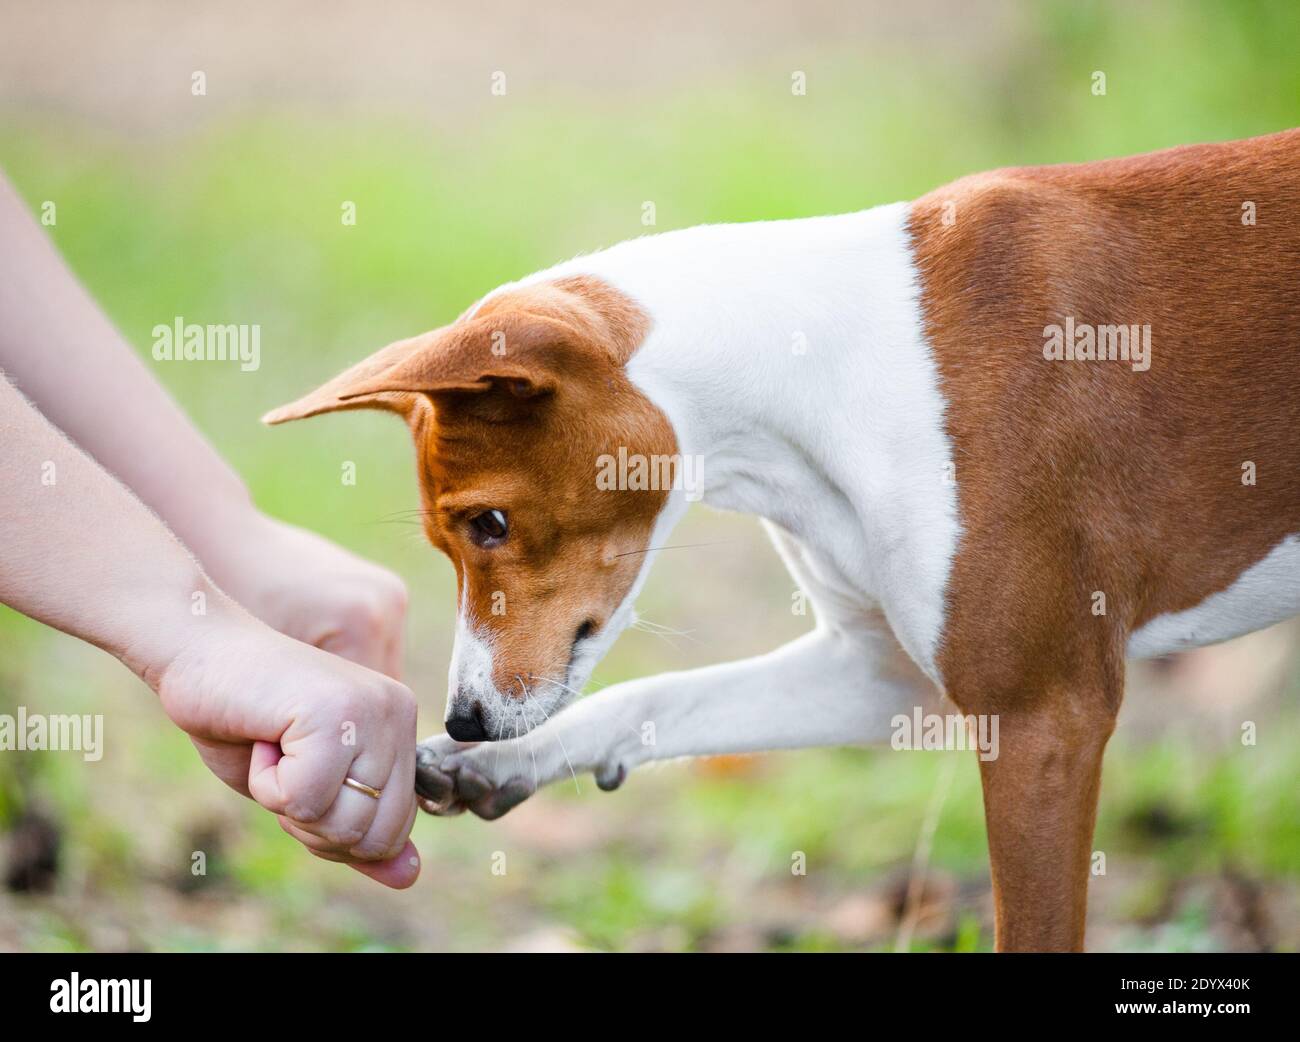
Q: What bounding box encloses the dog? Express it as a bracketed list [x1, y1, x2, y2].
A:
[265, 129, 1300, 951]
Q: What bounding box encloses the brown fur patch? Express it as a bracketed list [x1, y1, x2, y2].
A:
[908, 128, 1300, 950]
[909, 128, 1300, 706]
[420, 277, 670, 695]
[265, 275, 671, 697]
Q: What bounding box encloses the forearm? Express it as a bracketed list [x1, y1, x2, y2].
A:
[0, 171, 256, 561]
[0, 374, 229, 684]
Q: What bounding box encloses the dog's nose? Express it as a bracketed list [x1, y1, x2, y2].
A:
[445, 702, 488, 742]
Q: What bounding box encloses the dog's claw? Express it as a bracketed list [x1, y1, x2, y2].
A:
[417, 794, 465, 817]
[595, 762, 626, 792]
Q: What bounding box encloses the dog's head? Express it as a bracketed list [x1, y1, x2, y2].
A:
[265, 276, 679, 740]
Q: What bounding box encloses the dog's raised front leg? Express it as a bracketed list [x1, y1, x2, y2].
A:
[416, 625, 941, 818]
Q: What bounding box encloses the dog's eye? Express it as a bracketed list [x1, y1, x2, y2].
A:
[468, 509, 508, 547]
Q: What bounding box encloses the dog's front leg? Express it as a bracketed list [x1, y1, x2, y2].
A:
[416, 626, 941, 818]
[961, 684, 1120, 952]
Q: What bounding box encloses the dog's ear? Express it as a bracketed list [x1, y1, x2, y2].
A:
[261, 332, 429, 425]
[261, 314, 565, 426]
[335, 314, 564, 403]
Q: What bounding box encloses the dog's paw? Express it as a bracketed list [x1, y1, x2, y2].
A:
[415, 734, 538, 820]
[594, 761, 627, 792]
[414, 733, 466, 815]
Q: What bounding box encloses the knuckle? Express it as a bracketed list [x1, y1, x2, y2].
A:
[323, 684, 364, 723]
[284, 791, 331, 823]
[391, 687, 418, 728]
[341, 691, 372, 724]
[336, 574, 408, 645]
[340, 599, 386, 642]
[374, 682, 417, 728]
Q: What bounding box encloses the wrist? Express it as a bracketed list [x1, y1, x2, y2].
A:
[117, 570, 252, 693]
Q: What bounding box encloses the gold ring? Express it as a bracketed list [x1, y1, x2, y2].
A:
[343, 776, 383, 800]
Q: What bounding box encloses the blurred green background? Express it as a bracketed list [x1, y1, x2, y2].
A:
[1, 0, 1298, 951]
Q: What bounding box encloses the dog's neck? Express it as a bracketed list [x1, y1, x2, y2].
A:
[540, 202, 961, 676]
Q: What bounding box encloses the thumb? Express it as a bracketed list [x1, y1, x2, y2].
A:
[250, 733, 352, 822]
[247, 739, 289, 814]
[190, 736, 254, 798]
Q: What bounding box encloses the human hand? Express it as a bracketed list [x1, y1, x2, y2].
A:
[195, 510, 408, 679]
[149, 594, 421, 888]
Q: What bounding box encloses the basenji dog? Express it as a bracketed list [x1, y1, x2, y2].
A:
[265, 129, 1300, 951]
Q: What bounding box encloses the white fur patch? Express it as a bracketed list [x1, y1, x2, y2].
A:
[1128, 534, 1300, 658]
[446, 612, 495, 712]
[506, 202, 961, 683]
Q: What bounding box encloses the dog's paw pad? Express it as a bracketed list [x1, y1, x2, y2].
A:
[451, 763, 494, 803]
[470, 778, 536, 820]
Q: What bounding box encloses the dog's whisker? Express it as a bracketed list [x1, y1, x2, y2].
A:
[520, 679, 580, 794]
[366, 508, 438, 526]
[548, 722, 581, 796]
[525, 686, 554, 723]
[611, 541, 729, 560]
[526, 671, 611, 695]
[633, 617, 691, 635]
[512, 703, 524, 776]
[518, 680, 542, 791]
[525, 673, 593, 704]
[524, 714, 541, 791]
[631, 617, 701, 648]
[528, 673, 643, 745]
[493, 712, 507, 776]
